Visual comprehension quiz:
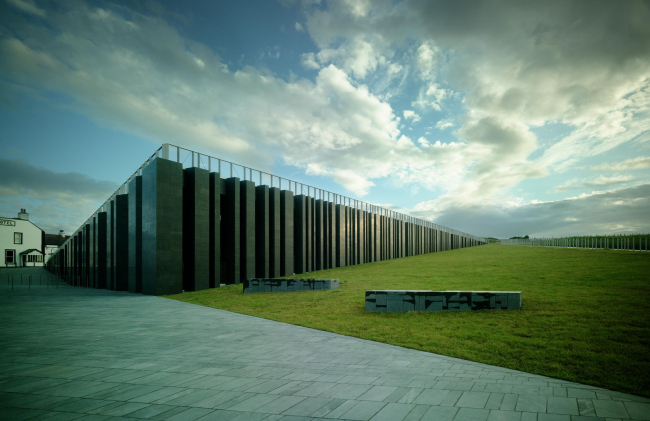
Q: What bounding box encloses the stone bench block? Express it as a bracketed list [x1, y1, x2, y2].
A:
[244, 278, 340, 293]
[366, 290, 522, 312]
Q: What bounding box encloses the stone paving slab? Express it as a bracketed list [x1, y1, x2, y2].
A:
[1, 268, 649, 421]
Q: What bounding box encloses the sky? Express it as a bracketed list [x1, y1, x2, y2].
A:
[0, 0, 649, 238]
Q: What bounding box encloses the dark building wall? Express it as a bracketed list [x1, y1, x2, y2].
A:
[128, 176, 143, 293]
[114, 194, 129, 291]
[96, 212, 107, 289]
[280, 190, 294, 276]
[240, 180, 256, 283]
[255, 185, 270, 278]
[183, 167, 210, 292]
[222, 177, 240, 284]
[294, 195, 307, 275]
[50, 155, 484, 295]
[88, 219, 95, 288]
[141, 158, 184, 295]
[268, 187, 281, 277]
[209, 173, 221, 288]
[315, 199, 324, 271]
[106, 199, 114, 290]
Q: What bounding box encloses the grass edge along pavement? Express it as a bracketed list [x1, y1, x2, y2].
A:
[165, 244, 650, 398]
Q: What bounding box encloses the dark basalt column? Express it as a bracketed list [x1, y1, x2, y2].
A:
[268, 187, 281, 277]
[114, 194, 129, 291]
[315, 199, 324, 271]
[222, 177, 240, 284]
[336, 204, 347, 267]
[75, 232, 81, 286]
[373, 213, 380, 262]
[96, 212, 107, 289]
[344, 204, 349, 266]
[306, 196, 313, 272]
[280, 190, 294, 276]
[183, 167, 210, 292]
[367, 210, 374, 263]
[106, 199, 114, 290]
[128, 176, 143, 293]
[240, 180, 256, 283]
[209, 173, 221, 288]
[88, 219, 95, 288]
[294, 195, 307, 274]
[255, 185, 270, 278]
[358, 209, 365, 265]
[328, 201, 336, 268]
[141, 157, 184, 296]
[83, 224, 89, 287]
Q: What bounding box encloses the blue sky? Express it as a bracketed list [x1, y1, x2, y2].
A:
[1, 0, 649, 238]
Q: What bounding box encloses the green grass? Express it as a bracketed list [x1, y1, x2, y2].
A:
[165, 244, 650, 397]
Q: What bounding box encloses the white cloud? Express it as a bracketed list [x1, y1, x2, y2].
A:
[3, 0, 649, 232]
[295, 22, 303, 32]
[6, 0, 46, 17]
[589, 156, 650, 171]
[300, 52, 320, 69]
[0, 159, 118, 233]
[556, 175, 635, 191]
[417, 184, 650, 238]
[0, 4, 424, 196]
[435, 119, 453, 130]
[314, 37, 390, 79]
[403, 110, 420, 122]
[299, 0, 650, 215]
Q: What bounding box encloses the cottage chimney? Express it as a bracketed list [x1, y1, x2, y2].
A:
[18, 209, 29, 220]
[59, 230, 65, 237]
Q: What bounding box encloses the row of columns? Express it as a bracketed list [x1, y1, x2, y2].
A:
[47, 157, 485, 295]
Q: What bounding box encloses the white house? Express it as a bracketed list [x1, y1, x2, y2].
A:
[0, 209, 44, 267]
[44, 230, 68, 263]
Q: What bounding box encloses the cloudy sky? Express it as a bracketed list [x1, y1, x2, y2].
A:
[1, 0, 649, 238]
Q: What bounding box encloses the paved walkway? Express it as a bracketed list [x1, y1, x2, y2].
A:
[1, 268, 648, 421]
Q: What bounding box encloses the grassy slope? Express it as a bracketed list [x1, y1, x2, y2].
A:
[165, 244, 650, 397]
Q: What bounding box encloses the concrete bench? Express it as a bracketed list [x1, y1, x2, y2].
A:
[244, 278, 340, 293]
[365, 290, 522, 312]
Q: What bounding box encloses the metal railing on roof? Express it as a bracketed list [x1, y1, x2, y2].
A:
[63, 143, 485, 246]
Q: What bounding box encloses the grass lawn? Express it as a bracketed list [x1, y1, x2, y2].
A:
[165, 244, 650, 397]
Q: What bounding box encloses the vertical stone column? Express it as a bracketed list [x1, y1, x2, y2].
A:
[368, 210, 374, 263]
[222, 177, 240, 284]
[323, 199, 330, 269]
[183, 167, 210, 292]
[346, 205, 352, 266]
[336, 204, 347, 267]
[141, 157, 184, 296]
[84, 224, 90, 286]
[398, 220, 406, 257]
[128, 176, 143, 293]
[359, 209, 365, 265]
[106, 199, 114, 290]
[96, 212, 107, 289]
[209, 173, 221, 288]
[268, 187, 281, 277]
[306, 196, 313, 272]
[328, 201, 336, 268]
[240, 180, 256, 283]
[294, 195, 307, 274]
[76, 231, 82, 285]
[88, 219, 95, 288]
[255, 185, 270, 278]
[388, 216, 394, 260]
[280, 190, 294, 276]
[114, 194, 129, 291]
[315, 199, 324, 271]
